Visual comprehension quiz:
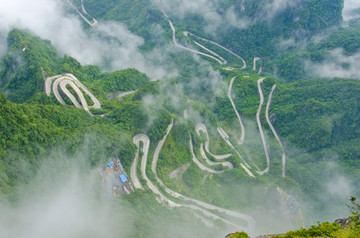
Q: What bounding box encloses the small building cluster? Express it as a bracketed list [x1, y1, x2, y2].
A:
[101, 157, 134, 198]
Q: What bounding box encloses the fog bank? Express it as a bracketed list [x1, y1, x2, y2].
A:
[0, 0, 176, 79]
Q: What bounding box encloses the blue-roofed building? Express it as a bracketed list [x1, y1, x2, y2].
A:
[101, 158, 134, 196]
[119, 174, 128, 183]
[107, 161, 114, 167]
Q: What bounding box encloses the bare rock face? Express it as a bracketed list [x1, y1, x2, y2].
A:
[334, 217, 353, 229]
[252, 234, 283, 238]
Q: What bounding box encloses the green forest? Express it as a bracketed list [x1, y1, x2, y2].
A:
[1, 0, 360, 237]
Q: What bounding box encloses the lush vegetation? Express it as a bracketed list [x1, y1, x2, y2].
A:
[228, 197, 360, 237]
[1, 0, 360, 237]
[0, 29, 149, 104]
[226, 231, 250, 238]
[267, 19, 360, 81]
[71, 0, 345, 64]
[0, 29, 60, 102]
[0, 29, 162, 197]
[274, 218, 360, 238]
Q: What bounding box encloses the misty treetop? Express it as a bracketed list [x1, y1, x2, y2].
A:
[0, 29, 150, 104]
[1, 1, 360, 237]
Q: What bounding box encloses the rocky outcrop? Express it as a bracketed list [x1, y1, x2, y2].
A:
[334, 217, 354, 229]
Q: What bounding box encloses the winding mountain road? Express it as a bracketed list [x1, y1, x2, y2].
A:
[59, 79, 85, 109]
[116, 90, 137, 101]
[133, 133, 178, 207]
[131, 134, 146, 189]
[265, 85, 286, 177]
[253, 57, 260, 71]
[67, 0, 98, 27]
[152, 119, 174, 176]
[193, 40, 227, 64]
[51, 75, 68, 105]
[189, 137, 223, 174]
[195, 123, 233, 170]
[44, 75, 60, 96]
[162, 10, 224, 65]
[132, 127, 255, 231]
[256, 78, 270, 175]
[148, 121, 256, 231]
[228, 76, 246, 145]
[162, 10, 248, 69]
[81, 0, 88, 14]
[223, 76, 285, 177]
[46, 74, 101, 115]
[217, 127, 255, 177]
[184, 31, 247, 69]
[253, 57, 263, 74]
[196, 123, 232, 160]
[64, 73, 101, 109]
[199, 145, 233, 169]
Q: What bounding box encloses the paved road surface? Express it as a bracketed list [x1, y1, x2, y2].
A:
[193, 40, 227, 64]
[48, 74, 101, 116]
[152, 119, 174, 175]
[64, 73, 101, 109]
[228, 76, 246, 145]
[59, 79, 84, 109]
[199, 144, 233, 169]
[149, 121, 256, 232]
[184, 31, 247, 69]
[216, 127, 255, 177]
[265, 84, 286, 177]
[256, 78, 270, 175]
[81, 0, 88, 14]
[162, 10, 224, 65]
[196, 123, 232, 160]
[189, 137, 223, 174]
[195, 123, 233, 169]
[163, 11, 247, 69]
[44, 75, 60, 96]
[131, 134, 146, 189]
[67, 0, 98, 27]
[134, 129, 253, 230]
[52, 76, 68, 106]
[117, 90, 137, 101]
[253, 57, 260, 71]
[253, 57, 263, 74]
[134, 133, 178, 207]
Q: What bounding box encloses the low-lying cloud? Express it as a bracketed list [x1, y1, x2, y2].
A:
[305, 49, 360, 79]
[0, 139, 253, 238]
[0, 0, 177, 80]
[261, 0, 299, 21]
[343, 0, 360, 21]
[0, 154, 133, 238]
[152, 0, 250, 34]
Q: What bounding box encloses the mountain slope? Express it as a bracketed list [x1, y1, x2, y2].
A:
[0, 0, 360, 236]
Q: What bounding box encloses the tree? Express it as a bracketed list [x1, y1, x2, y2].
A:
[226, 231, 250, 238]
[347, 197, 360, 224]
[0, 92, 6, 104]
